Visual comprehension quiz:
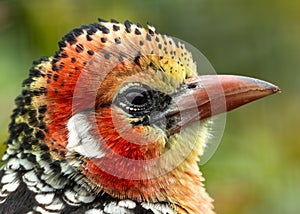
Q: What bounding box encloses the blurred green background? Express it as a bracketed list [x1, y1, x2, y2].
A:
[0, 0, 299, 213]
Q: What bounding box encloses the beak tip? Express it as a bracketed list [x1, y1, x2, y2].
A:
[258, 79, 281, 95]
[272, 85, 281, 94]
[238, 75, 281, 95]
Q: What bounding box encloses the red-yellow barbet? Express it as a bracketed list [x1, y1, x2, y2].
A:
[0, 18, 279, 213]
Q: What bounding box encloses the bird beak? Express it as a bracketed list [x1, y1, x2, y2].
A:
[165, 75, 280, 135]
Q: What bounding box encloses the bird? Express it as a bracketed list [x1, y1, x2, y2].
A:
[0, 18, 279, 214]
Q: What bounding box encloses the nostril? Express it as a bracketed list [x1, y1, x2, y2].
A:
[187, 83, 197, 89]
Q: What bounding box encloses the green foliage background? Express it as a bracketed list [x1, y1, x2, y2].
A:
[0, 0, 299, 213]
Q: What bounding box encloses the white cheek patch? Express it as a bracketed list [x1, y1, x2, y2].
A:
[67, 113, 105, 159]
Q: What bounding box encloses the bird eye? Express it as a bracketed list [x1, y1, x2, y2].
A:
[115, 83, 154, 115]
[114, 82, 172, 118]
[125, 88, 149, 107]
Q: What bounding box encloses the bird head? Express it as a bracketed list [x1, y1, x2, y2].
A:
[18, 19, 279, 213]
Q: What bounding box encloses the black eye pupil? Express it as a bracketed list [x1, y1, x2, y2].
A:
[126, 91, 148, 106]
